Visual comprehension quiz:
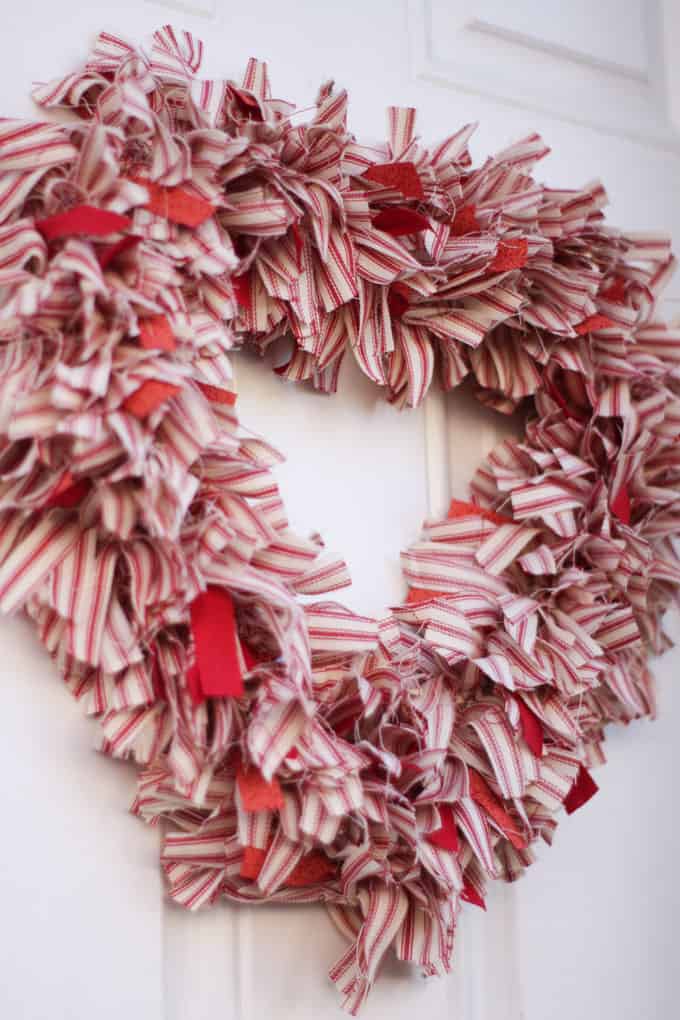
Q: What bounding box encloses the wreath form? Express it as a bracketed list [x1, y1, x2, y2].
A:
[1, 25, 679, 1013]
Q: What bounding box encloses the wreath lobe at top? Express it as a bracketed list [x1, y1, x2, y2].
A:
[0, 25, 679, 1013]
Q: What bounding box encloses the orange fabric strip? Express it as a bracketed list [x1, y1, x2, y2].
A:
[237, 765, 284, 812]
[196, 381, 237, 405]
[448, 498, 513, 526]
[406, 587, 447, 604]
[240, 846, 267, 880]
[575, 313, 614, 335]
[123, 380, 180, 419]
[139, 314, 176, 352]
[284, 851, 336, 887]
[489, 237, 528, 272]
[128, 176, 214, 227]
[469, 768, 527, 851]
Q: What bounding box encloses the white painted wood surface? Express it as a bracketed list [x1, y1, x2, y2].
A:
[0, 3, 679, 1019]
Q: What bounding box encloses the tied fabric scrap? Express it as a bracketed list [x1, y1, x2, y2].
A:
[0, 24, 677, 1015]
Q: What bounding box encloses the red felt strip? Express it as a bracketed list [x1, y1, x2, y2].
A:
[291, 221, 304, 267]
[406, 586, 447, 604]
[186, 662, 203, 706]
[489, 237, 528, 272]
[469, 768, 527, 850]
[232, 273, 252, 312]
[128, 176, 214, 227]
[284, 850, 336, 888]
[575, 313, 614, 335]
[372, 206, 430, 236]
[387, 282, 411, 320]
[516, 697, 544, 757]
[97, 234, 141, 269]
[123, 380, 180, 419]
[461, 877, 486, 910]
[364, 161, 424, 199]
[427, 804, 459, 852]
[600, 277, 627, 303]
[139, 314, 176, 352]
[448, 498, 513, 526]
[196, 381, 237, 406]
[163, 188, 214, 228]
[240, 845, 267, 880]
[611, 484, 631, 525]
[189, 586, 244, 700]
[43, 473, 90, 509]
[450, 204, 480, 237]
[36, 204, 132, 241]
[237, 765, 284, 812]
[564, 765, 599, 815]
[150, 656, 165, 701]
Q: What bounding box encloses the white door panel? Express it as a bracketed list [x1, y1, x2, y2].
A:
[413, 0, 673, 147]
[0, 615, 164, 1020]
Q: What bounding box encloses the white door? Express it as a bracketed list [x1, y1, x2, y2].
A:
[0, 3, 679, 1019]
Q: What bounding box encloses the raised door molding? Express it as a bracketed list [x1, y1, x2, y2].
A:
[409, 0, 679, 150]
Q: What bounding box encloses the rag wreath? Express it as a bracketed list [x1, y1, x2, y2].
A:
[0, 25, 678, 1013]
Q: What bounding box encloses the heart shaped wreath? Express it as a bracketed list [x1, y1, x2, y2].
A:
[1, 24, 679, 1013]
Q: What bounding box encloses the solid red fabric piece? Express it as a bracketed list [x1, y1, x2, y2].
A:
[150, 656, 165, 701]
[564, 766, 599, 815]
[461, 878, 486, 910]
[232, 273, 252, 312]
[600, 277, 627, 303]
[469, 768, 527, 851]
[450, 204, 480, 237]
[372, 206, 430, 236]
[189, 586, 244, 700]
[516, 697, 544, 757]
[36, 205, 132, 241]
[291, 221, 304, 267]
[123, 380, 180, 419]
[364, 161, 424, 199]
[97, 234, 141, 269]
[575, 313, 614, 335]
[284, 850, 336, 888]
[240, 846, 267, 880]
[448, 498, 513, 526]
[186, 662, 203, 706]
[139, 314, 176, 352]
[489, 237, 528, 272]
[43, 472, 90, 509]
[406, 586, 447, 604]
[427, 804, 459, 852]
[237, 765, 284, 812]
[387, 282, 411, 320]
[128, 176, 214, 227]
[196, 381, 237, 406]
[611, 484, 631, 525]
